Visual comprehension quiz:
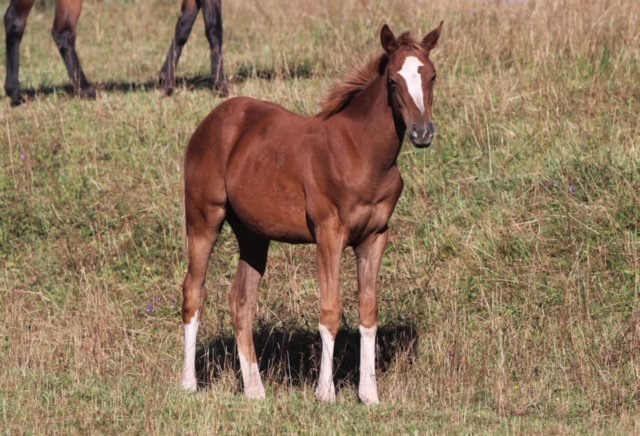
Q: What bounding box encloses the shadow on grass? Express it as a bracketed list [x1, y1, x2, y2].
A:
[195, 322, 419, 391]
[16, 63, 315, 101]
[19, 75, 220, 100]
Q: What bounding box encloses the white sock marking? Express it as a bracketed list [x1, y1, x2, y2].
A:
[398, 56, 425, 114]
[181, 310, 199, 391]
[238, 349, 265, 399]
[358, 324, 379, 404]
[316, 324, 336, 402]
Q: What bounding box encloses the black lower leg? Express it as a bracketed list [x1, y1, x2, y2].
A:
[159, 7, 199, 95]
[4, 6, 27, 105]
[202, 0, 228, 96]
[51, 27, 94, 98]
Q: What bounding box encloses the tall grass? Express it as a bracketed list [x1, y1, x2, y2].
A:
[1, 0, 639, 432]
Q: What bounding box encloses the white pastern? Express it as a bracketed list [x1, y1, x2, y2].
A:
[181, 310, 199, 391]
[358, 324, 379, 405]
[238, 349, 266, 399]
[398, 56, 425, 115]
[315, 324, 336, 402]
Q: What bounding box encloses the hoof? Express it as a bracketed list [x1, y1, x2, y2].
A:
[315, 384, 336, 403]
[213, 80, 229, 98]
[244, 384, 266, 400]
[80, 86, 96, 100]
[181, 376, 197, 392]
[7, 89, 24, 107]
[358, 379, 379, 405]
[358, 390, 379, 405]
[163, 84, 175, 97]
[159, 73, 175, 96]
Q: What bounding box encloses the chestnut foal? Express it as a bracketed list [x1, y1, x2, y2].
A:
[3, 0, 227, 106]
[181, 23, 442, 404]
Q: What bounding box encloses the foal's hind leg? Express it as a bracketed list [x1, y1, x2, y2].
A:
[181, 205, 225, 391]
[201, 0, 228, 96]
[159, 0, 200, 95]
[4, 0, 35, 105]
[52, 0, 94, 98]
[228, 220, 269, 399]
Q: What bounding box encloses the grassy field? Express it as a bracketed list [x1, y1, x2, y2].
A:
[1, 0, 639, 433]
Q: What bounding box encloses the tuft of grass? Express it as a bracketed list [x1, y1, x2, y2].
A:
[1, 0, 639, 432]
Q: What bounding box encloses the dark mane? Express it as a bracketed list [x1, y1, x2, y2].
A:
[317, 31, 421, 119]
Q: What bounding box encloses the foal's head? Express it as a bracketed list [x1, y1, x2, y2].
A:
[381, 23, 443, 148]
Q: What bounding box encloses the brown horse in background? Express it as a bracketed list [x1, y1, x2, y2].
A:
[3, 0, 227, 106]
[180, 22, 442, 403]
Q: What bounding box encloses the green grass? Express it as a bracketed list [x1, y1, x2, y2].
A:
[1, 0, 639, 433]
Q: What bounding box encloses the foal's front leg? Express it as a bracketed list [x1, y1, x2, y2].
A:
[354, 230, 388, 405]
[315, 226, 347, 402]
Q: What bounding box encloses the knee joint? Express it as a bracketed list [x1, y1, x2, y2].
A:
[175, 33, 189, 46]
[175, 16, 196, 46]
[51, 27, 75, 49]
[320, 307, 343, 335]
[4, 11, 26, 39]
[183, 281, 206, 302]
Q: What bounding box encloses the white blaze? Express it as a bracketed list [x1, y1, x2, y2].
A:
[398, 56, 425, 115]
[358, 324, 379, 404]
[181, 310, 200, 391]
[238, 349, 265, 399]
[316, 324, 336, 402]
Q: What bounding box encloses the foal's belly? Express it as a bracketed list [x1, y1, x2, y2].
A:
[226, 167, 313, 243]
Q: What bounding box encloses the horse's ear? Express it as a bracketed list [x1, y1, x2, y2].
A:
[380, 24, 397, 53]
[422, 21, 443, 51]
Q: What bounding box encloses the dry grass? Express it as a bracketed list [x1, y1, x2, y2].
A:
[1, 0, 639, 433]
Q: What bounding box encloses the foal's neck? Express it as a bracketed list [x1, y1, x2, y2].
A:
[335, 76, 405, 168]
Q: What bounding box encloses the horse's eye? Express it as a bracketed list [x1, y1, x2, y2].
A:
[431, 76, 437, 84]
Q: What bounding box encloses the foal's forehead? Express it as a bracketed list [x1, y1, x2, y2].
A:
[390, 49, 435, 75]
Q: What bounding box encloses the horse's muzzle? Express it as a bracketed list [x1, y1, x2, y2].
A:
[409, 122, 435, 148]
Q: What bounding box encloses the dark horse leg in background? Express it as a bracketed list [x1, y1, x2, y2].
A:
[5, 0, 226, 105]
[4, 0, 35, 105]
[4, 0, 94, 106]
[201, 0, 227, 95]
[51, 0, 94, 100]
[159, 0, 228, 96]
